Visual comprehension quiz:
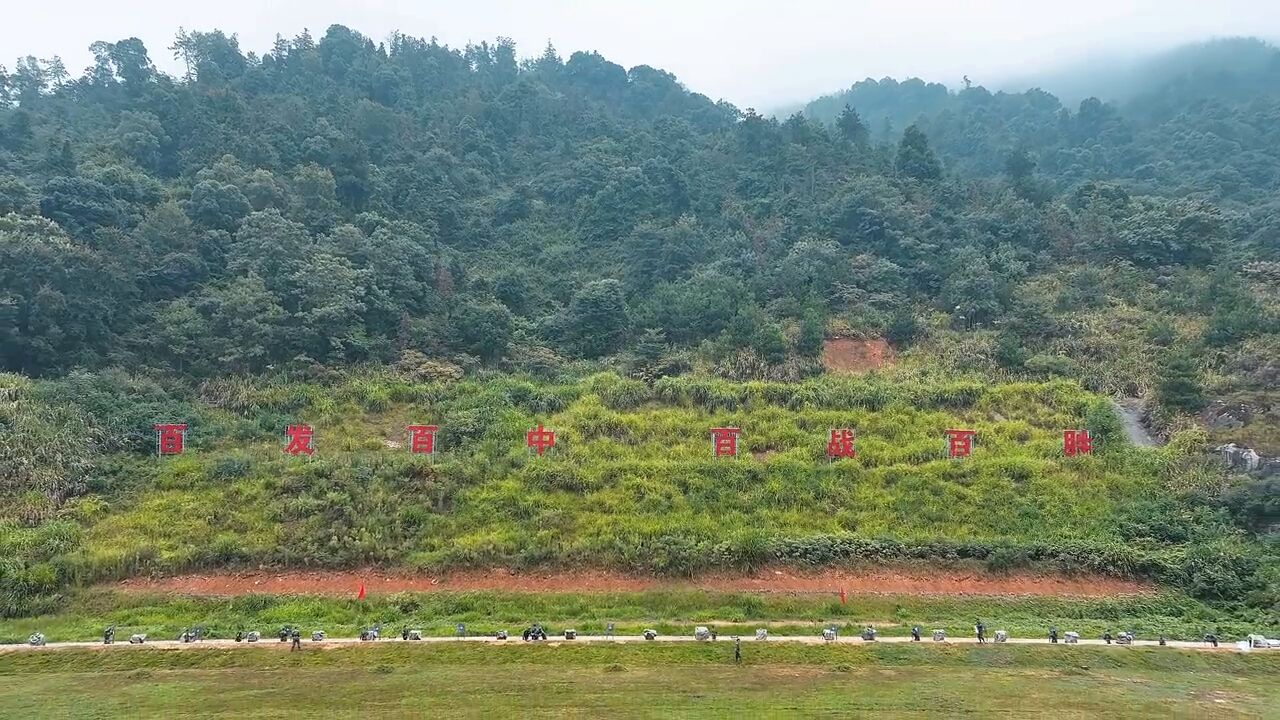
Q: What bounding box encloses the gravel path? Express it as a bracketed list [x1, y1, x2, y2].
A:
[1112, 398, 1160, 448]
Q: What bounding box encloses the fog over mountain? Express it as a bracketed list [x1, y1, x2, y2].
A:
[6, 0, 1280, 109]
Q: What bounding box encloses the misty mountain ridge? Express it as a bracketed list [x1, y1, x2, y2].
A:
[793, 36, 1280, 128]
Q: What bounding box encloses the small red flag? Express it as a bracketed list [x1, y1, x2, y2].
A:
[357, 582, 366, 601]
[839, 588, 847, 605]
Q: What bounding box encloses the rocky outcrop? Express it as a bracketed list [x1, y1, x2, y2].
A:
[1215, 443, 1280, 477]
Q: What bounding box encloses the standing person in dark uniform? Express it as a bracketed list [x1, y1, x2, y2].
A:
[975, 620, 986, 644]
[1103, 631, 1113, 644]
[290, 628, 301, 652]
[734, 637, 741, 664]
[1049, 626, 1058, 644]
[911, 626, 921, 642]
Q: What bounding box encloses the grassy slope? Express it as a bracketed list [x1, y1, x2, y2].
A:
[4, 589, 1273, 644]
[65, 375, 1157, 576]
[0, 644, 1275, 719]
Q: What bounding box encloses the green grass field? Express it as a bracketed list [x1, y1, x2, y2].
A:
[3, 588, 1274, 645]
[0, 643, 1275, 719]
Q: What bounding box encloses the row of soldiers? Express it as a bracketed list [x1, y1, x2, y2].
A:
[94, 623, 1225, 649]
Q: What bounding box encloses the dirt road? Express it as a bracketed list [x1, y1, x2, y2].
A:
[2, 634, 1253, 654]
[114, 567, 1154, 598]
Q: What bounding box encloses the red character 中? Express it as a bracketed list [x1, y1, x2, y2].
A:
[1063, 429, 1092, 456]
[946, 429, 975, 458]
[154, 423, 188, 456]
[284, 424, 315, 456]
[826, 428, 856, 458]
[710, 427, 740, 457]
[526, 424, 555, 456]
[406, 425, 439, 455]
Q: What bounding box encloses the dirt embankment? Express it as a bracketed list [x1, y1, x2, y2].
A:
[113, 567, 1153, 598]
[821, 338, 894, 374]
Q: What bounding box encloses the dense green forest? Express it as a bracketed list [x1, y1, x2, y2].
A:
[1, 30, 1276, 400]
[0, 28, 1277, 625]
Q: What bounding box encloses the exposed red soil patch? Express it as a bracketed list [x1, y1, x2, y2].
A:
[113, 567, 1153, 598]
[821, 337, 894, 374]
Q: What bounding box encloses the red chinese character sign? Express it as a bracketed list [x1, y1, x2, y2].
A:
[406, 425, 439, 455]
[710, 427, 740, 457]
[284, 424, 315, 456]
[946, 429, 975, 458]
[826, 429, 856, 458]
[154, 424, 187, 456]
[1063, 429, 1092, 456]
[526, 424, 556, 456]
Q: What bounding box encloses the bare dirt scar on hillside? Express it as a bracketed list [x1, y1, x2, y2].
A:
[821, 338, 894, 374]
[113, 568, 1153, 598]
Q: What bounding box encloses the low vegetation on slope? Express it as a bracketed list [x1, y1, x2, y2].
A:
[1, 370, 1274, 622]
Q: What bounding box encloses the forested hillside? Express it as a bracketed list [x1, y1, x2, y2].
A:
[1, 26, 1278, 624]
[1, 29, 1276, 408]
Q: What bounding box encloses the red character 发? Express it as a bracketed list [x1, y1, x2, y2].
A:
[710, 427, 740, 457]
[154, 423, 188, 456]
[826, 428, 856, 458]
[284, 424, 315, 456]
[406, 425, 440, 455]
[526, 424, 555, 456]
[946, 429, 975, 458]
[1063, 429, 1092, 456]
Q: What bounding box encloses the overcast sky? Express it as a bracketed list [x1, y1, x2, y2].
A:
[4, 0, 1280, 109]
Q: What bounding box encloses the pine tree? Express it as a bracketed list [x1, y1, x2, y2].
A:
[896, 124, 943, 181]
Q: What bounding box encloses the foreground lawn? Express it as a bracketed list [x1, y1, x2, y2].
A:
[0, 644, 1274, 719]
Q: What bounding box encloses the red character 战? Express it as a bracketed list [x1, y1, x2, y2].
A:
[826, 428, 856, 458]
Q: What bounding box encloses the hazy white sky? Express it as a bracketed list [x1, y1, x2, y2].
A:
[4, 0, 1280, 108]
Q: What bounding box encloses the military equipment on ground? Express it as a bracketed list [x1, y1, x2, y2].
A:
[1116, 631, 1134, 645]
[642, 629, 657, 640]
[755, 628, 768, 641]
[244, 631, 261, 642]
[694, 626, 712, 641]
[564, 629, 577, 640]
[130, 634, 147, 644]
[495, 630, 508, 640]
[407, 629, 423, 641]
[994, 630, 1008, 643]
[860, 626, 877, 641]
[311, 631, 326, 642]
[27, 633, 45, 646]
[1064, 632, 1079, 644]
[932, 629, 946, 641]
[1247, 634, 1279, 649]
[822, 627, 837, 642]
[1244, 630, 1274, 648]
[522, 624, 547, 641]
[360, 625, 382, 642]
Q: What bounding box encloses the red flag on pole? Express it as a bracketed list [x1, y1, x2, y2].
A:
[357, 582, 366, 601]
[839, 588, 847, 605]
